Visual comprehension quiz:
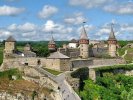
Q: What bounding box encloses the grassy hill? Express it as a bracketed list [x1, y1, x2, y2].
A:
[118, 47, 133, 63]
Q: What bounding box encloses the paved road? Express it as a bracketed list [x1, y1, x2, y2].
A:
[32, 66, 81, 100]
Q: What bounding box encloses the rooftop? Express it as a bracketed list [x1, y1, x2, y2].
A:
[108, 24, 116, 40]
[80, 26, 88, 40]
[25, 43, 31, 47]
[70, 39, 78, 43]
[6, 36, 16, 42]
[48, 35, 56, 44]
[47, 51, 70, 59]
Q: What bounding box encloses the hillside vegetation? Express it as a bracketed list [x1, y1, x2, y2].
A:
[118, 47, 133, 63]
[79, 74, 133, 100]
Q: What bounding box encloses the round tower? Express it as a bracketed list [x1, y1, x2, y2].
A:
[48, 35, 56, 52]
[24, 43, 31, 51]
[79, 25, 89, 59]
[108, 24, 117, 57]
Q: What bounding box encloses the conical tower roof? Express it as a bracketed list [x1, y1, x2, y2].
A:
[108, 24, 116, 40]
[25, 43, 31, 47]
[48, 34, 56, 44]
[80, 26, 88, 40]
[6, 36, 16, 42]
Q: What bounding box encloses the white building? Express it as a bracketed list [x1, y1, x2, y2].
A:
[68, 39, 78, 48]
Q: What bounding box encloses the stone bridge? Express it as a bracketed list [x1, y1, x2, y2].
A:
[88, 63, 133, 81]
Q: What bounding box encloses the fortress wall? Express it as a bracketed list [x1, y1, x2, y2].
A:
[2, 57, 47, 69]
[72, 58, 126, 68]
[71, 59, 93, 68]
[60, 59, 71, 71]
[46, 59, 61, 71]
[93, 58, 126, 66]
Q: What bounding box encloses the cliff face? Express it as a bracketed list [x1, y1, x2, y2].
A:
[0, 68, 61, 100]
[0, 78, 55, 100]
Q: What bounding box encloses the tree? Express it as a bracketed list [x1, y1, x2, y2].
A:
[79, 75, 85, 93]
[32, 91, 37, 100]
[127, 89, 133, 100]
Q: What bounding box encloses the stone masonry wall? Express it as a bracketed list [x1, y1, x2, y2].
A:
[72, 59, 93, 68]
[93, 58, 126, 66]
[72, 58, 125, 68]
[2, 57, 47, 70]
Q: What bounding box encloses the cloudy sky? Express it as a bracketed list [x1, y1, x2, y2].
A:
[0, 0, 133, 41]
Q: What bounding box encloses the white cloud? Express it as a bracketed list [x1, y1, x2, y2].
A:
[69, 0, 133, 15]
[42, 20, 56, 32]
[69, 0, 112, 8]
[0, 5, 25, 16]
[77, 24, 94, 34]
[18, 23, 37, 32]
[64, 12, 87, 25]
[8, 22, 37, 32]
[94, 22, 133, 40]
[103, 3, 133, 14]
[2, 21, 133, 41]
[38, 5, 58, 19]
[120, 24, 133, 32]
[4, 20, 74, 41]
[96, 27, 110, 36]
[42, 20, 73, 34]
[0, 30, 12, 36]
[0, 29, 12, 40]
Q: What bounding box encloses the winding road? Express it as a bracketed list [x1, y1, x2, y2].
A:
[33, 66, 81, 100]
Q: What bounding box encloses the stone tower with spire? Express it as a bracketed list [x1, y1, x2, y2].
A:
[48, 34, 56, 52]
[79, 25, 89, 59]
[4, 36, 16, 58]
[108, 24, 117, 57]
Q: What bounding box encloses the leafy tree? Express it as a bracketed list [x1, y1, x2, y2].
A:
[127, 89, 133, 100]
[120, 90, 128, 100]
[79, 74, 133, 100]
[79, 75, 85, 93]
[118, 41, 128, 47]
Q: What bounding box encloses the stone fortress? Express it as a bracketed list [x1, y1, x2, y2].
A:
[1, 24, 125, 71]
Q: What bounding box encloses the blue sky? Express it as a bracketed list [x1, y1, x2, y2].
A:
[0, 0, 133, 41]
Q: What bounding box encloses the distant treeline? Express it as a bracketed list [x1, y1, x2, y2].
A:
[15, 41, 69, 57]
[118, 40, 133, 47]
[16, 41, 69, 48]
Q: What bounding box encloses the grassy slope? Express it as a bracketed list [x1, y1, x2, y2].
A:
[0, 47, 3, 65]
[43, 68, 62, 75]
[124, 48, 133, 62]
[118, 48, 133, 62]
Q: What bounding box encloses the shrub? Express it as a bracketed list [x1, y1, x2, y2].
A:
[71, 67, 89, 80]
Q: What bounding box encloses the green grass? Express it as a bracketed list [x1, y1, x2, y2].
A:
[0, 68, 22, 79]
[0, 47, 3, 65]
[117, 48, 126, 56]
[118, 48, 133, 62]
[95, 64, 133, 72]
[17, 46, 24, 51]
[124, 48, 133, 62]
[43, 68, 62, 75]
